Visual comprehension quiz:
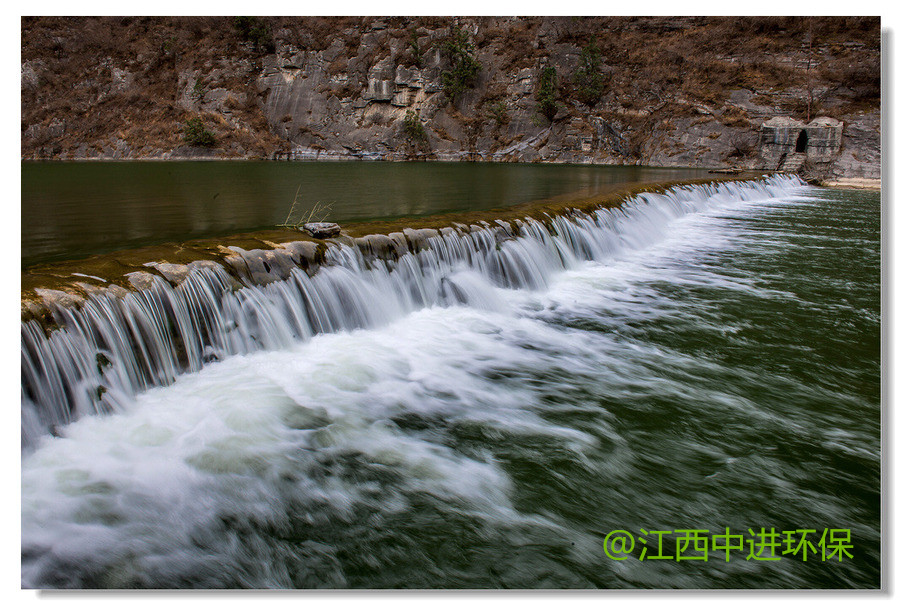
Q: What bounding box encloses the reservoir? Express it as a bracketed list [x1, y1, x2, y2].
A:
[22, 161, 723, 267]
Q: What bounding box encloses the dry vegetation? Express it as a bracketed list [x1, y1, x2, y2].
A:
[562, 17, 878, 122]
[21, 16, 880, 160]
[22, 16, 290, 158]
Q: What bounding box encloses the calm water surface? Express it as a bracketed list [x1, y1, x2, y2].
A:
[21, 181, 880, 588]
[22, 161, 722, 266]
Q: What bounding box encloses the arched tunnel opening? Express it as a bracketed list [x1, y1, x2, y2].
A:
[795, 129, 808, 153]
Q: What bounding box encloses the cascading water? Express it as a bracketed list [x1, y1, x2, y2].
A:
[21, 174, 881, 588]
[21, 176, 803, 450]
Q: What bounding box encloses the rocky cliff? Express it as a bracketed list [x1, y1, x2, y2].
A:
[21, 16, 881, 177]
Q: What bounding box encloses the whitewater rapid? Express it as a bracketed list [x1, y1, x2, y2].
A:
[22, 176, 802, 448]
[23, 176, 879, 588]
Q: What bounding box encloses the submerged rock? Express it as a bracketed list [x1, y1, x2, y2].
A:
[303, 222, 341, 239]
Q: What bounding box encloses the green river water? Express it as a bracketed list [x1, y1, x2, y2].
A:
[22, 161, 721, 267]
[20, 171, 880, 588]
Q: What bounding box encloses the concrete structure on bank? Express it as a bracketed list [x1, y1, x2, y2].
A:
[758, 116, 844, 172]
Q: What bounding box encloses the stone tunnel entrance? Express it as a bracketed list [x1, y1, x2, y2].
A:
[759, 117, 843, 171]
[795, 129, 808, 153]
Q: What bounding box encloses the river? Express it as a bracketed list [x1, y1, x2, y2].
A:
[22, 162, 724, 267]
[20, 176, 880, 588]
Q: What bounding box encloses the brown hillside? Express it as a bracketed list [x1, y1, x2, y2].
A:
[21, 16, 880, 164]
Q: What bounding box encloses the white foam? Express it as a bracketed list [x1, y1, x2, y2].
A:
[23, 175, 820, 587]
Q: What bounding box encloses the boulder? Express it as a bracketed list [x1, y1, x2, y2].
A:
[153, 262, 191, 286]
[35, 288, 83, 309]
[125, 271, 156, 291]
[387, 231, 410, 255]
[282, 240, 322, 266]
[356, 234, 394, 260]
[303, 222, 341, 238]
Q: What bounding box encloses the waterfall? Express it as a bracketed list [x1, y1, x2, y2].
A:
[21, 175, 804, 449]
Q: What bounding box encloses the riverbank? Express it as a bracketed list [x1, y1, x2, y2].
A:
[21, 174, 764, 323]
[820, 177, 882, 190]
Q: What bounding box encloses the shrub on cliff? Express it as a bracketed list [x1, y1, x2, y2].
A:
[408, 28, 424, 68]
[489, 101, 509, 125]
[536, 66, 559, 119]
[440, 26, 481, 105]
[401, 110, 428, 146]
[183, 118, 216, 147]
[574, 37, 605, 106]
[233, 16, 275, 54]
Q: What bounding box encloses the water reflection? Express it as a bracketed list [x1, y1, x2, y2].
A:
[22, 161, 720, 266]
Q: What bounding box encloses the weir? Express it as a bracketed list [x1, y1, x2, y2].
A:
[21, 175, 803, 449]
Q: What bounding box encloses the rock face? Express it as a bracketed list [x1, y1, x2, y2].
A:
[21, 17, 881, 177]
[830, 112, 881, 180]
